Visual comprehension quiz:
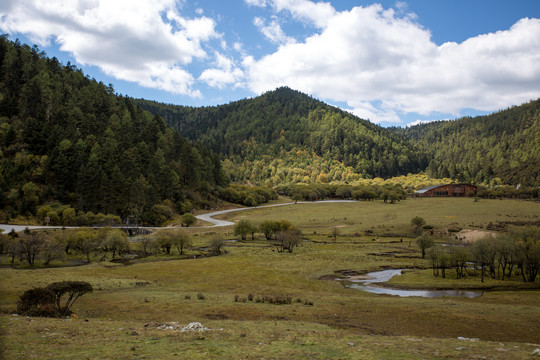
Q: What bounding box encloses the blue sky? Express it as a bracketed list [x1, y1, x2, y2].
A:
[1, 0, 539, 127]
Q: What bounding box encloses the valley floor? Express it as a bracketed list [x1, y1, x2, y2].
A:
[1, 198, 539, 359]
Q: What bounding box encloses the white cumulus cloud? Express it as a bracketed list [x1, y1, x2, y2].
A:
[246, 0, 336, 28]
[253, 16, 296, 44]
[244, 2, 540, 123]
[0, 0, 220, 97]
[199, 52, 244, 89]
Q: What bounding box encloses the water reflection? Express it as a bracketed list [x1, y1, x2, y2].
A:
[347, 269, 483, 298]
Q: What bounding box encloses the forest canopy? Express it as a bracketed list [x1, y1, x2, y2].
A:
[136, 87, 429, 186]
[138, 89, 539, 188]
[395, 100, 540, 186]
[0, 36, 227, 225]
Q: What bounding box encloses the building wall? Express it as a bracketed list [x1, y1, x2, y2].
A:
[420, 184, 477, 197]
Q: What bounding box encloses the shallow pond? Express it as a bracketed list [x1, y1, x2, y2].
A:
[347, 269, 483, 298]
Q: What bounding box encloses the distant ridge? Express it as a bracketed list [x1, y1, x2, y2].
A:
[138, 89, 539, 186]
[396, 99, 540, 186]
[136, 87, 427, 186]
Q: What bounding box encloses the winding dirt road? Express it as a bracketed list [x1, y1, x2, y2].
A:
[0, 200, 358, 232]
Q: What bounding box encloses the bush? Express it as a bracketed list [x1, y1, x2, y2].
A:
[261, 294, 292, 305]
[17, 287, 57, 317]
[181, 213, 197, 227]
[209, 238, 226, 255]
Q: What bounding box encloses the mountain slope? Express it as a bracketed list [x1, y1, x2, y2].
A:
[0, 36, 226, 225]
[396, 100, 540, 186]
[137, 87, 428, 185]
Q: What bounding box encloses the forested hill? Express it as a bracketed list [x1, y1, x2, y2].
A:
[0, 36, 226, 225]
[136, 88, 428, 186]
[396, 100, 540, 186]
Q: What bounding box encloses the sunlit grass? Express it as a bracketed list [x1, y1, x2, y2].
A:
[220, 198, 540, 236]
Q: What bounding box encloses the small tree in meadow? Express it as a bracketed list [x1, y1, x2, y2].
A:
[411, 216, 426, 235]
[155, 230, 173, 254]
[17, 281, 93, 317]
[234, 219, 256, 241]
[291, 193, 303, 204]
[171, 230, 192, 255]
[18, 231, 46, 265]
[416, 233, 434, 259]
[275, 228, 303, 253]
[102, 229, 130, 258]
[139, 236, 157, 256]
[471, 236, 496, 283]
[210, 237, 226, 255]
[39, 233, 65, 266]
[46, 281, 93, 315]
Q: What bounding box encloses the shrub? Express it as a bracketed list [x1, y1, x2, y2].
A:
[17, 281, 93, 317]
[411, 216, 426, 234]
[17, 287, 57, 317]
[260, 294, 292, 305]
[209, 238, 226, 255]
[181, 213, 197, 227]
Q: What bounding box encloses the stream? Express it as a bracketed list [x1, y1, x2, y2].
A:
[346, 269, 483, 298]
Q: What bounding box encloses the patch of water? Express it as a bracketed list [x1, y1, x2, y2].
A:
[347, 269, 483, 298]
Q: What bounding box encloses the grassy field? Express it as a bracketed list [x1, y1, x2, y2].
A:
[1, 198, 540, 359]
[219, 197, 540, 236]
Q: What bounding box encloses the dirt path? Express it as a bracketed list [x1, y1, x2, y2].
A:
[0, 200, 358, 232]
[195, 200, 357, 227]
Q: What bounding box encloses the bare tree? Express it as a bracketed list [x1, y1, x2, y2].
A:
[19, 231, 46, 265]
[40, 233, 65, 266]
[275, 228, 303, 253]
[471, 236, 496, 283]
[139, 236, 157, 256]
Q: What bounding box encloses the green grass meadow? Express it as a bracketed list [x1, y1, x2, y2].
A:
[1, 198, 540, 359]
[221, 197, 539, 235]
